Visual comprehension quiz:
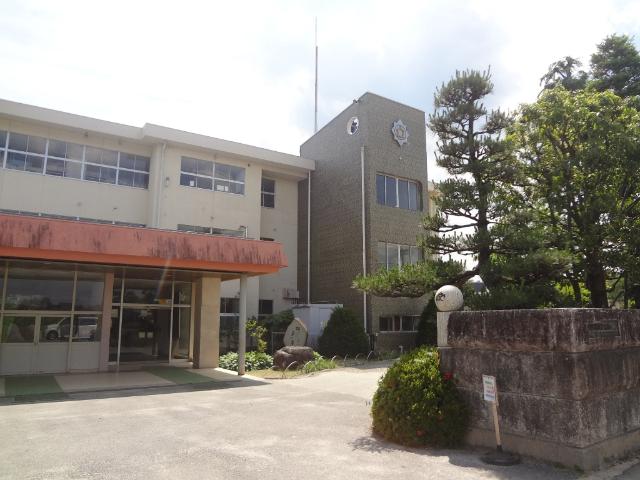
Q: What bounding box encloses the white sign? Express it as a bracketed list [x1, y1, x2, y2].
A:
[483, 375, 497, 403]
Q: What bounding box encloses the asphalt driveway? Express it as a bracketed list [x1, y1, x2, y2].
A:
[0, 365, 632, 480]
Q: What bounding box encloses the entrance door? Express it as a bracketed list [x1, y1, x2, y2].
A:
[35, 315, 71, 373]
[117, 308, 171, 363]
[0, 314, 70, 375]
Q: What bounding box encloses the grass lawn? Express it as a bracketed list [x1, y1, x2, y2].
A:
[247, 368, 306, 379]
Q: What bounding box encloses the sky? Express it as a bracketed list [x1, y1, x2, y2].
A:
[1, 0, 640, 182]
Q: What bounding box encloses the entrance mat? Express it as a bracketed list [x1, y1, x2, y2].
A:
[4, 375, 64, 397]
[145, 367, 214, 385]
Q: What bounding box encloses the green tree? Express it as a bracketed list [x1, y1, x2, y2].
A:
[540, 56, 588, 91]
[354, 69, 570, 310]
[591, 34, 640, 97]
[425, 69, 516, 279]
[512, 87, 640, 307]
[415, 299, 437, 347]
[318, 307, 369, 357]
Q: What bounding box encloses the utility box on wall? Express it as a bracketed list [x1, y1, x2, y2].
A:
[291, 303, 341, 348]
[439, 308, 640, 471]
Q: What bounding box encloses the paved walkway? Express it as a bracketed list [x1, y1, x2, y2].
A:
[0, 366, 260, 401]
[0, 366, 638, 479]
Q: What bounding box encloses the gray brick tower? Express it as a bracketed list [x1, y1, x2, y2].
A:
[299, 92, 430, 351]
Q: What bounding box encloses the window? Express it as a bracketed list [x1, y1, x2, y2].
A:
[261, 178, 275, 208]
[117, 153, 150, 188]
[5, 267, 74, 310]
[177, 224, 246, 238]
[180, 156, 245, 195]
[258, 299, 273, 320]
[376, 173, 420, 211]
[220, 297, 239, 317]
[46, 139, 83, 179]
[6, 132, 47, 173]
[0, 131, 150, 189]
[377, 242, 422, 270]
[379, 315, 419, 332]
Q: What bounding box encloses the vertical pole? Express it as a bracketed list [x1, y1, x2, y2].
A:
[314, 17, 318, 134]
[169, 278, 175, 364]
[66, 269, 78, 372]
[116, 270, 125, 371]
[360, 146, 367, 333]
[238, 274, 247, 375]
[307, 171, 311, 304]
[492, 401, 503, 452]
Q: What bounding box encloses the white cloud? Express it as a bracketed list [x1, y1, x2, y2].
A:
[0, 0, 639, 174]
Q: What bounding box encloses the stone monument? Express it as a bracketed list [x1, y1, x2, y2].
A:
[284, 317, 308, 347]
[273, 318, 313, 369]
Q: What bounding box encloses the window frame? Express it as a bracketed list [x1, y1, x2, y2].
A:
[261, 177, 275, 208]
[377, 241, 423, 270]
[375, 173, 421, 211]
[0, 131, 150, 189]
[378, 315, 420, 332]
[180, 156, 246, 196]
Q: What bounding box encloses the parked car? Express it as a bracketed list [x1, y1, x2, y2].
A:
[45, 316, 97, 341]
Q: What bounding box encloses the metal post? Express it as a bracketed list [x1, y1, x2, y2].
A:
[238, 274, 247, 375]
[491, 402, 502, 451]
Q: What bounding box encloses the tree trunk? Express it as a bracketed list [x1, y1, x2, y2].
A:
[569, 275, 582, 305]
[585, 254, 608, 308]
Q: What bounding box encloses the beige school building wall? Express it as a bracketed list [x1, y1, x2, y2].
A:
[0, 99, 314, 322]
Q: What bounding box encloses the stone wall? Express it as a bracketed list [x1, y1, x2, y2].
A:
[439, 308, 640, 471]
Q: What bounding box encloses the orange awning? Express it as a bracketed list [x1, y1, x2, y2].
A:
[0, 214, 287, 275]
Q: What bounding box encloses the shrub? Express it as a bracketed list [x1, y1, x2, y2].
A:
[318, 307, 370, 357]
[260, 309, 295, 352]
[247, 317, 268, 353]
[415, 299, 437, 347]
[219, 351, 273, 372]
[371, 347, 469, 448]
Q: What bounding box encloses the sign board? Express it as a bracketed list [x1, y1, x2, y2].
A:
[483, 375, 497, 403]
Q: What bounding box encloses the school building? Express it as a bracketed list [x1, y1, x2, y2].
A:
[0, 93, 433, 375]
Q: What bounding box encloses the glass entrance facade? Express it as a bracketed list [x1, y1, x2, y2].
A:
[0, 260, 195, 375]
[109, 272, 192, 365]
[0, 261, 104, 375]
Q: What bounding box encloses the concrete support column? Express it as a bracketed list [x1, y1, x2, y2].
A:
[99, 272, 114, 371]
[193, 276, 221, 369]
[147, 143, 165, 228]
[238, 274, 248, 375]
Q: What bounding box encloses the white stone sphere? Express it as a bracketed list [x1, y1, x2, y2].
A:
[434, 285, 464, 312]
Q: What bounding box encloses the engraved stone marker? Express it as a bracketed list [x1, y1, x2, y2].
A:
[284, 318, 308, 347]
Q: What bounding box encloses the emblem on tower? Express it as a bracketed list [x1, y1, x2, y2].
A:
[391, 119, 409, 146]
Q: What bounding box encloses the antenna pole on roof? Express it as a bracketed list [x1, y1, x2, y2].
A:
[314, 16, 318, 133]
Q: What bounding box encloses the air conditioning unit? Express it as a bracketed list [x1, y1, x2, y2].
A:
[283, 288, 300, 299]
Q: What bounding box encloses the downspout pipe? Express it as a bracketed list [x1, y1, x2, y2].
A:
[360, 145, 367, 333]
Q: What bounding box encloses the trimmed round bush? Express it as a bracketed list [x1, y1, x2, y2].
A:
[318, 307, 369, 357]
[371, 347, 469, 447]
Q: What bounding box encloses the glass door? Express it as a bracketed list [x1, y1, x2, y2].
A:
[0, 315, 36, 375]
[117, 308, 171, 363]
[0, 315, 73, 374]
[35, 315, 71, 374]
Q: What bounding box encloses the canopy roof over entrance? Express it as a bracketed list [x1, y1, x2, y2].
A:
[0, 213, 286, 276]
